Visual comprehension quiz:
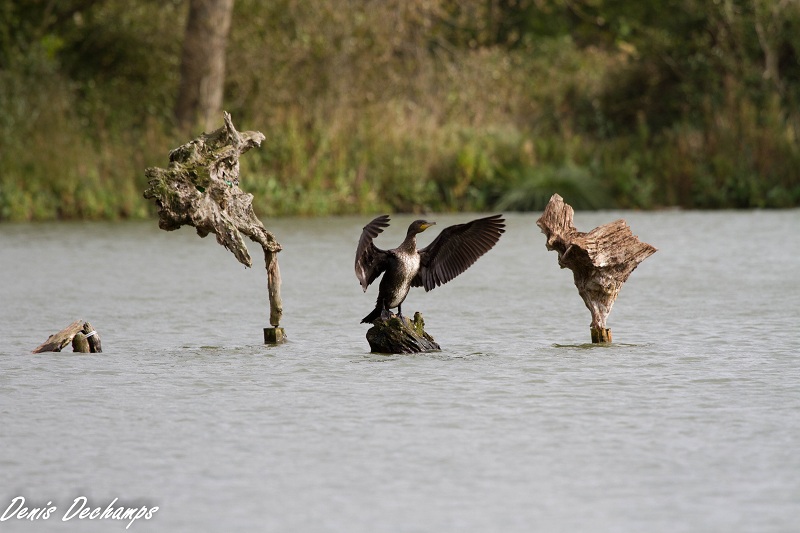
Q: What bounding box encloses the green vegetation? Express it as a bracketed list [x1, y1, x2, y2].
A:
[2, 0, 800, 221]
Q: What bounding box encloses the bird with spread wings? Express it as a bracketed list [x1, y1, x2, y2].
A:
[355, 214, 505, 323]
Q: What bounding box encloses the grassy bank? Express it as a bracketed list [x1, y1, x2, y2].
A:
[2, 0, 799, 221]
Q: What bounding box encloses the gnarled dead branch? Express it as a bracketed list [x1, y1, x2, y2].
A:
[144, 112, 283, 327]
[537, 194, 656, 342]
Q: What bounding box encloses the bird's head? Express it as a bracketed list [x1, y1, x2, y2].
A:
[407, 219, 436, 236]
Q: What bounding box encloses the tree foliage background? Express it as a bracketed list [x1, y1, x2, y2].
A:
[2, 0, 799, 220]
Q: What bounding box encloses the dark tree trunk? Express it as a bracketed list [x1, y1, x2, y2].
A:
[175, 0, 235, 132]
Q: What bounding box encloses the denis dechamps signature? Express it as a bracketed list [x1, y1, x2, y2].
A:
[1, 496, 158, 530]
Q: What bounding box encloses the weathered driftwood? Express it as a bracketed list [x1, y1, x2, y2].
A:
[143, 112, 284, 336]
[84, 321, 102, 352]
[536, 194, 656, 343]
[265, 249, 283, 328]
[33, 320, 103, 353]
[366, 312, 440, 354]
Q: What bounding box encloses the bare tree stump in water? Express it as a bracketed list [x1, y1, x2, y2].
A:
[33, 320, 103, 353]
[143, 112, 285, 342]
[536, 194, 656, 343]
[82, 321, 102, 352]
[366, 312, 440, 354]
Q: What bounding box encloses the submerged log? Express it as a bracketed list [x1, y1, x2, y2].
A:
[263, 327, 286, 344]
[366, 312, 440, 354]
[33, 320, 103, 353]
[143, 112, 285, 337]
[536, 194, 656, 343]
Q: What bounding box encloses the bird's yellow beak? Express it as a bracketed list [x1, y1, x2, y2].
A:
[420, 221, 436, 231]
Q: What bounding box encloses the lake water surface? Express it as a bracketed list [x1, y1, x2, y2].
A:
[1, 211, 798, 532]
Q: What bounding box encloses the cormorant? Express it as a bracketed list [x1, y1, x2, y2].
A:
[355, 214, 506, 323]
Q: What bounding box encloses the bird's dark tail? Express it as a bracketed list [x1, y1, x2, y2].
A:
[361, 306, 383, 324]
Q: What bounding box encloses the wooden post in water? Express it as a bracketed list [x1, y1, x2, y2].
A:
[263, 249, 285, 343]
[82, 321, 102, 352]
[536, 194, 656, 343]
[143, 112, 286, 344]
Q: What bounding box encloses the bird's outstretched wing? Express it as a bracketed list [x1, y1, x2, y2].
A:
[355, 215, 391, 291]
[412, 214, 505, 292]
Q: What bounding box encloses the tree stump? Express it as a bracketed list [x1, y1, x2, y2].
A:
[536, 194, 656, 343]
[366, 312, 440, 354]
[82, 321, 102, 352]
[33, 320, 103, 353]
[143, 112, 285, 342]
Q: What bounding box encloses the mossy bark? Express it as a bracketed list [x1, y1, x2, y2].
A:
[72, 333, 90, 353]
[263, 327, 286, 344]
[143, 112, 284, 328]
[366, 312, 440, 354]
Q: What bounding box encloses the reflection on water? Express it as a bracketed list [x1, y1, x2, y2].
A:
[1, 211, 799, 532]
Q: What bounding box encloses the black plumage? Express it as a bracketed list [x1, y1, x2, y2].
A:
[355, 214, 505, 323]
